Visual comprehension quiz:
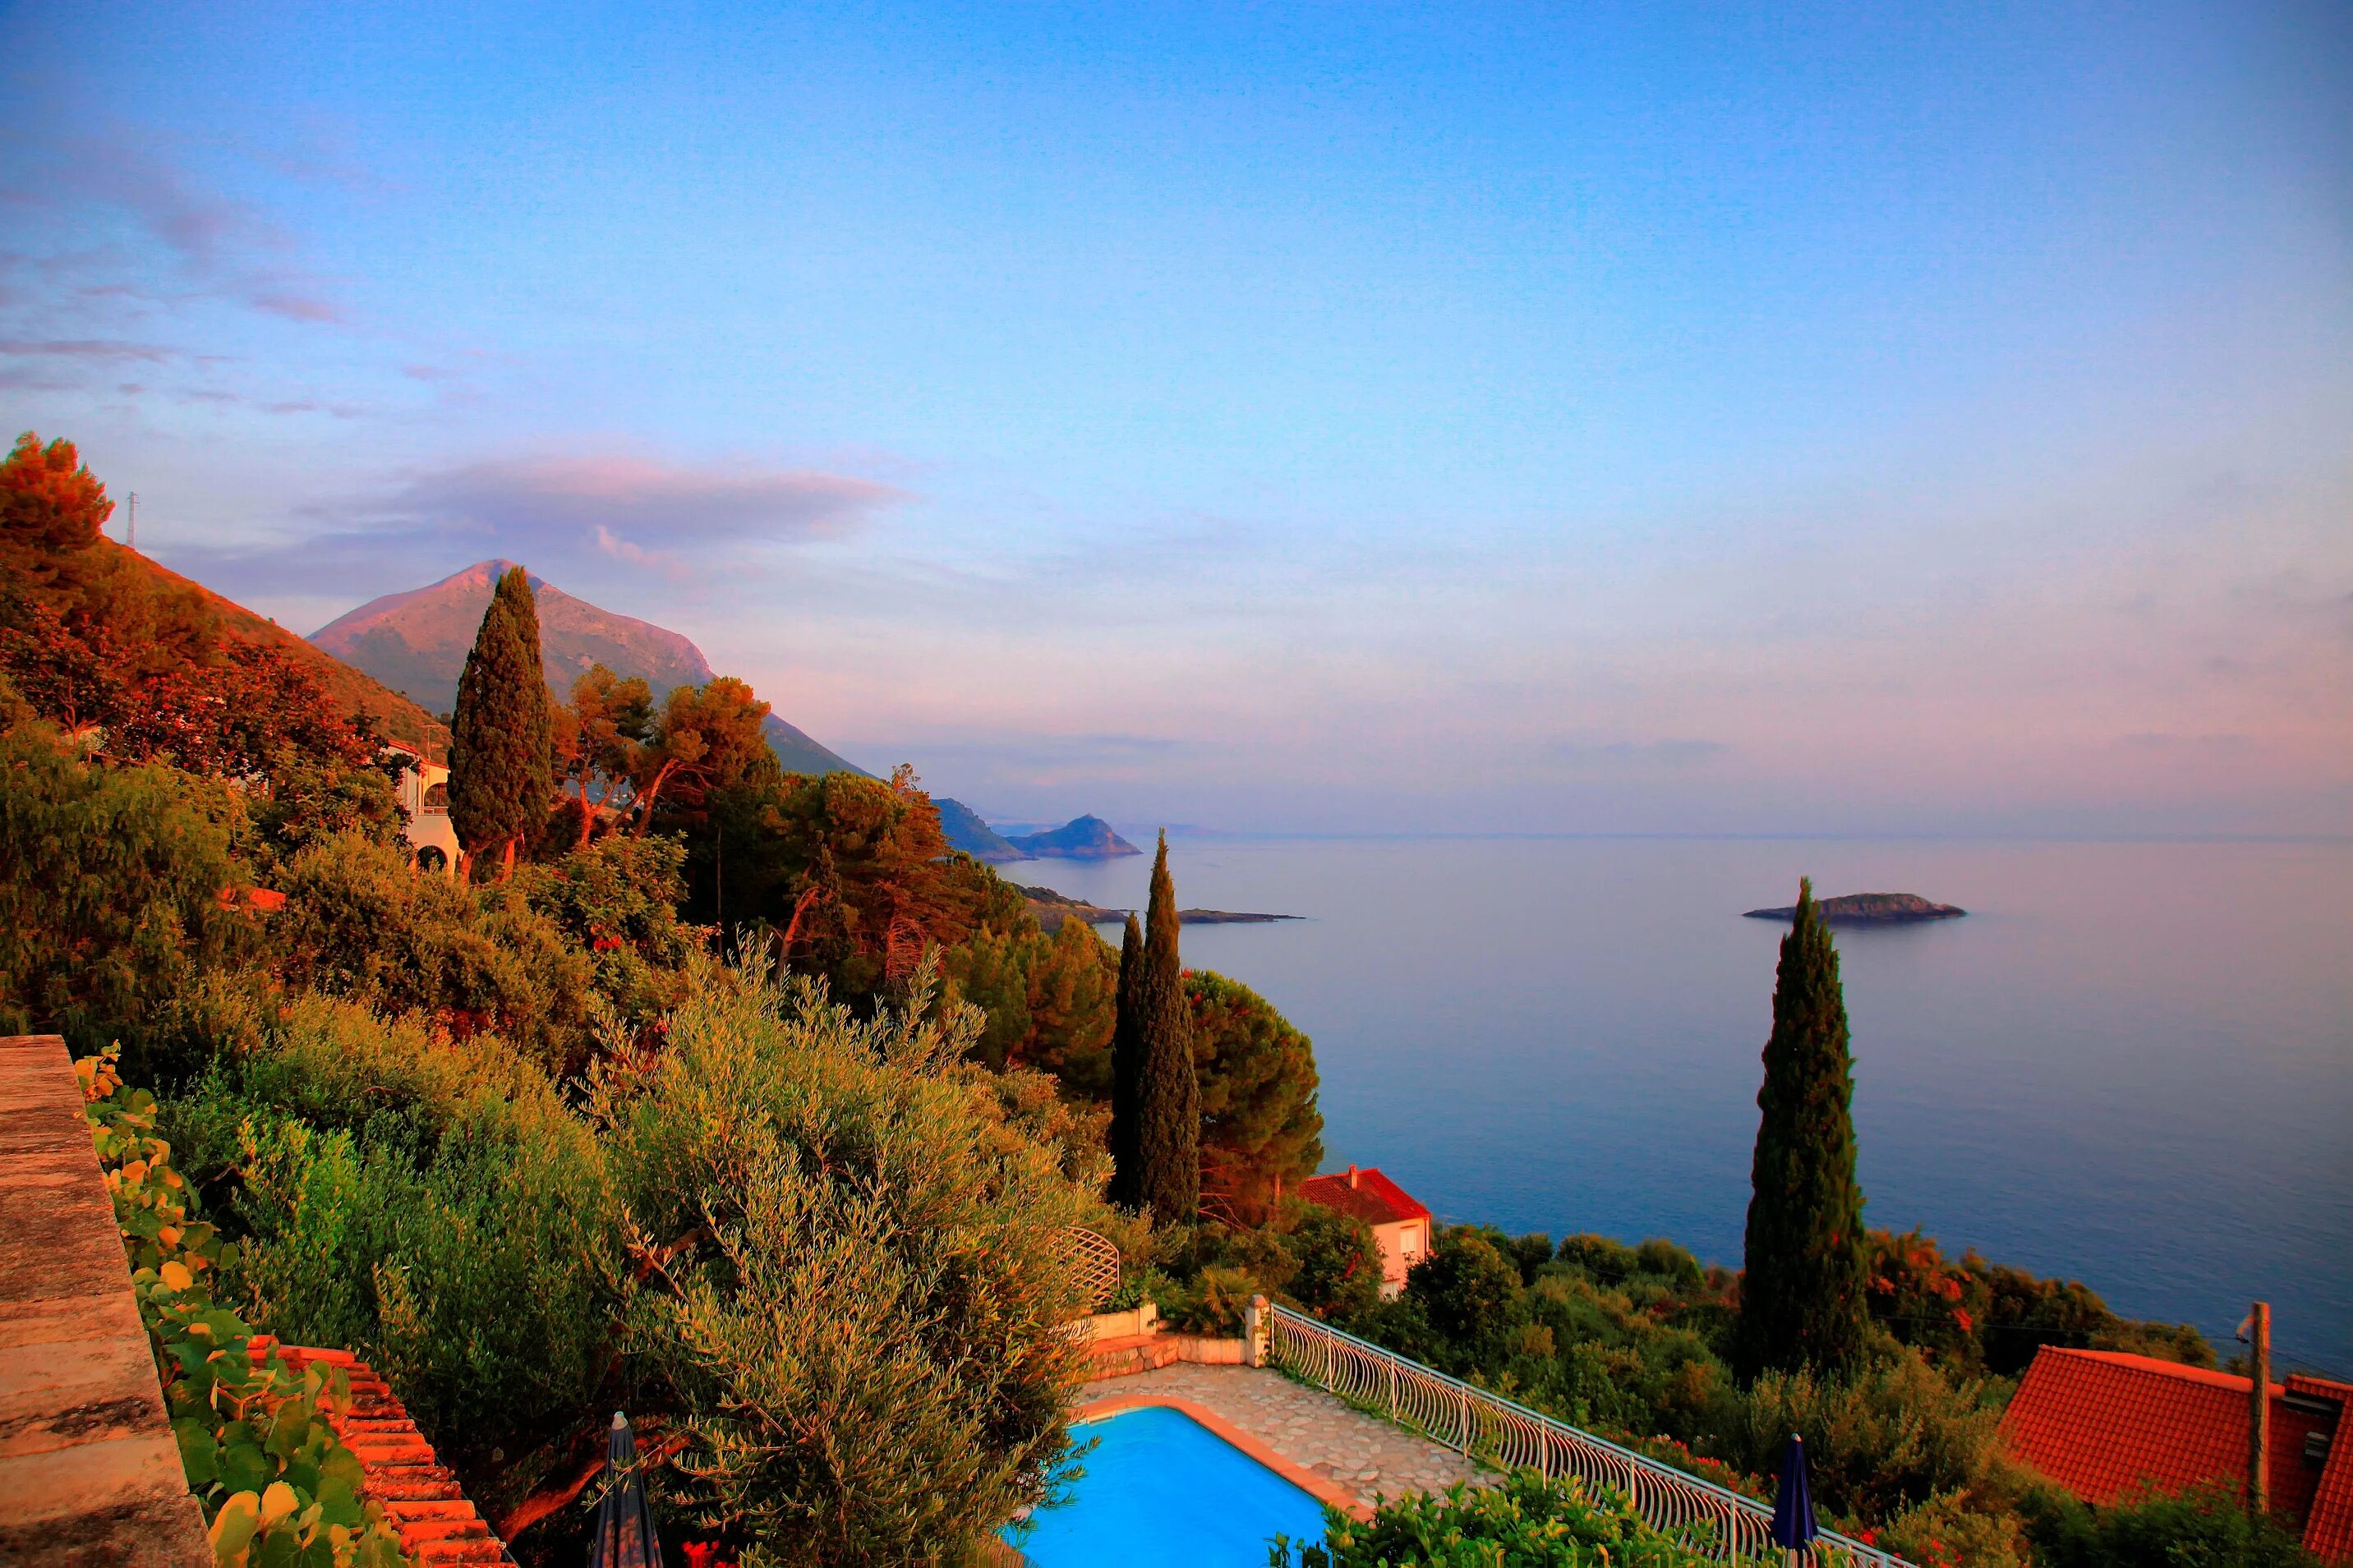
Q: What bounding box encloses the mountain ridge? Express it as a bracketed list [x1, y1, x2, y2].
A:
[310, 559, 867, 779]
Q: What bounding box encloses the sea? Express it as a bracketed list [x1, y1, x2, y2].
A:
[1016, 835, 2352, 1377]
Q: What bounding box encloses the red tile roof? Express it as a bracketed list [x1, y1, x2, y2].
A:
[2000, 1347, 2352, 1564]
[1296, 1166, 1430, 1229]
[2295, 1376, 2353, 1564]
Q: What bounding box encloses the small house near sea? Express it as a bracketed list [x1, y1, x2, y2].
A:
[1297, 1166, 1431, 1298]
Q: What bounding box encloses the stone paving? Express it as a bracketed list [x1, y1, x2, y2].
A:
[1087, 1362, 1488, 1506]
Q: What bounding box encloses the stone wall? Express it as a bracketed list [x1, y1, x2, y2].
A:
[0, 1034, 210, 1566]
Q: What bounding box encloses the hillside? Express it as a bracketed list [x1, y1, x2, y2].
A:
[311, 560, 868, 778]
[937, 798, 1030, 862]
[112, 545, 444, 755]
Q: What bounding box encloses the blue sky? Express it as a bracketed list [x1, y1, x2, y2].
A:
[4, 1, 2347, 833]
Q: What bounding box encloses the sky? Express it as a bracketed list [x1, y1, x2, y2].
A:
[3, 1, 2347, 835]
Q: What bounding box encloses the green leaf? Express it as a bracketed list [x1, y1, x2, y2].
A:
[172, 1416, 220, 1488]
[208, 1491, 261, 1562]
[219, 1437, 272, 1497]
[265, 1396, 312, 1461]
[312, 1474, 364, 1530]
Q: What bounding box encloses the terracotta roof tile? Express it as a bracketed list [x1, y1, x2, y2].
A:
[2000, 1347, 2351, 1565]
[2292, 1376, 2353, 1562]
[1296, 1166, 1430, 1228]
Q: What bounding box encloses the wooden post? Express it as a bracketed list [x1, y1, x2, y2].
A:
[2248, 1301, 2272, 1518]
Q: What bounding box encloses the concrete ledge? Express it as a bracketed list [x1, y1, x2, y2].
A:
[0, 1035, 209, 1566]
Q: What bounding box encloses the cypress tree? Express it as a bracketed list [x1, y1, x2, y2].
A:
[447, 565, 552, 878]
[1737, 877, 1870, 1380]
[1132, 834, 1200, 1221]
[1107, 913, 1146, 1210]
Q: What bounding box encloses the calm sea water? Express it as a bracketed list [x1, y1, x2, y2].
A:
[1021, 836, 2352, 1377]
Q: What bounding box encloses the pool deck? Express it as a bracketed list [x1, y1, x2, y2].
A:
[1082, 1363, 1485, 1510]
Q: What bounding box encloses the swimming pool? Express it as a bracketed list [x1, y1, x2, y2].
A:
[1011, 1404, 1333, 1566]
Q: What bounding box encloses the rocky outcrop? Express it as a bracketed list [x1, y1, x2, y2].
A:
[1002, 816, 1141, 860]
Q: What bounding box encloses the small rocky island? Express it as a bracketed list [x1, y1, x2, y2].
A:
[1743, 891, 1967, 925]
[1019, 884, 1300, 933]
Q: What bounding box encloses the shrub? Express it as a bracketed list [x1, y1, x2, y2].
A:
[593, 957, 1109, 1566]
[1283, 1201, 1385, 1321]
[1404, 1230, 1531, 1373]
[512, 835, 696, 1041]
[1270, 1470, 1716, 1566]
[272, 833, 595, 1072]
[0, 724, 251, 1057]
[168, 996, 624, 1483]
[2022, 1481, 2318, 1568]
[1708, 1343, 2008, 1526]
[79, 1048, 409, 1568]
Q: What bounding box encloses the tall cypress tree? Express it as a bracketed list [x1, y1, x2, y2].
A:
[1132, 833, 1200, 1221]
[1737, 877, 1870, 1380]
[447, 565, 552, 878]
[1107, 913, 1146, 1210]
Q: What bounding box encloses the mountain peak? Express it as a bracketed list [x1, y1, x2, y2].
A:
[1002, 815, 1142, 860]
[311, 563, 715, 715]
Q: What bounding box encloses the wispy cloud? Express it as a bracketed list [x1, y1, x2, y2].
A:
[159, 449, 909, 606]
[383, 453, 905, 562]
[0, 338, 173, 361]
[2, 131, 348, 327]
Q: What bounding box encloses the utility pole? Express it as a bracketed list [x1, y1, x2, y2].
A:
[126, 491, 137, 549]
[2248, 1300, 2272, 1518]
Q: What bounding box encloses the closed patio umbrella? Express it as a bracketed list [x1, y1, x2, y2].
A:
[587, 1410, 665, 1568]
[1768, 1432, 1817, 1565]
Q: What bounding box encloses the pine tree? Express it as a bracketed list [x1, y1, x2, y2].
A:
[1737, 876, 1870, 1380]
[447, 565, 552, 878]
[1107, 913, 1146, 1210]
[1132, 834, 1200, 1221]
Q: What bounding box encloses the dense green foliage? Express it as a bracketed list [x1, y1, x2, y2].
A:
[1271, 1471, 1716, 1567]
[593, 958, 1107, 1566]
[1188, 968, 1323, 1222]
[2022, 1483, 2318, 1568]
[1864, 1228, 2216, 1377]
[447, 565, 553, 871]
[0, 724, 251, 1053]
[1108, 913, 1146, 1205]
[1325, 1220, 2228, 1566]
[1112, 835, 1200, 1221]
[81, 1049, 410, 1568]
[1739, 877, 1870, 1380]
[163, 997, 626, 1490]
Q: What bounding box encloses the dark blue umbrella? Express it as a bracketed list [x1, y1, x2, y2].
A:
[1769, 1432, 1818, 1556]
[587, 1410, 665, 1568]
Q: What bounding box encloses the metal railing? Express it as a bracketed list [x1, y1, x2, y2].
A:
[1267, 1305, 1907, 1567]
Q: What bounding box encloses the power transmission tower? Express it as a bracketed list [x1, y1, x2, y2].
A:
[127, 491, 137, 549]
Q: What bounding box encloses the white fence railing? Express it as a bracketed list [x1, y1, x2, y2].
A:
[1267, 1305, 1908, 1567]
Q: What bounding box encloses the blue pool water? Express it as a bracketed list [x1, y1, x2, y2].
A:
[1012, 1405, 1333, 1566]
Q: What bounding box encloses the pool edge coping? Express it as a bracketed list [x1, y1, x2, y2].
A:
[1072, 1392, 1377, 1523]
